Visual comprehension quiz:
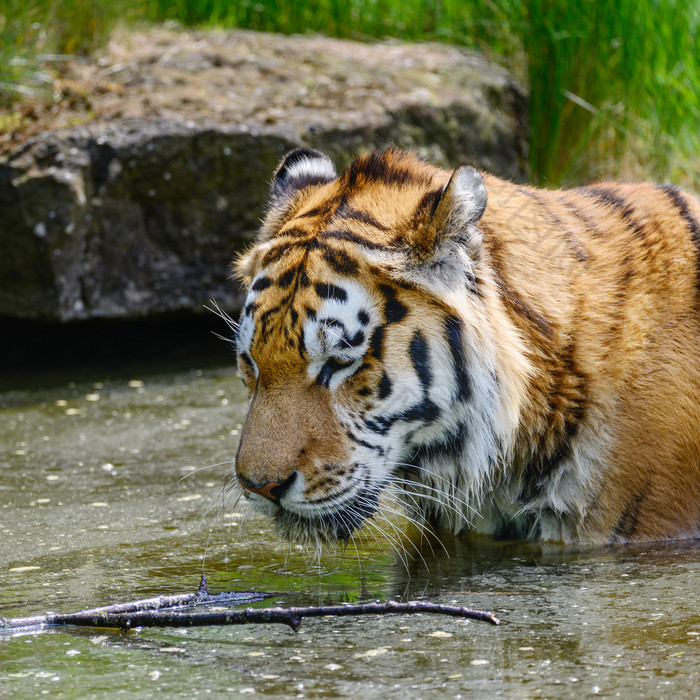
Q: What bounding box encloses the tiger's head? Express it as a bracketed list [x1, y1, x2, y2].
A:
[232, 148, 511, 544]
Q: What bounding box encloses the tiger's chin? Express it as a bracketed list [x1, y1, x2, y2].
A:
[245, 490, 381, 545]
[271, 511, 360, 546]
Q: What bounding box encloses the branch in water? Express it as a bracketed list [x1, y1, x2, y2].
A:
[53, 600, 500, 632]
[1, 575, 271, 631]
[1, 575, 500, 633]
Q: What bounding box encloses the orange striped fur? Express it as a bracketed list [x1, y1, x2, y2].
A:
[232, 148, 700, 545]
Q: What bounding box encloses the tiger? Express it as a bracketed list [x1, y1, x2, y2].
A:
[231, 147, 700, 546]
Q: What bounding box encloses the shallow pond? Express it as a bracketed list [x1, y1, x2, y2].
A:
[1, 361, 698, 698]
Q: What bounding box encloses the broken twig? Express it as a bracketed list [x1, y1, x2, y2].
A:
[1, 575, 499, 633]
[1, 574, 270, 631]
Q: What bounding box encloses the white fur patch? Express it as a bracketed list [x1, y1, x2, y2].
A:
[285, 155, 336, 186]
[304, 278, 378, 390]
[236, 315, 256, 358]
[449, 165, 487, 226]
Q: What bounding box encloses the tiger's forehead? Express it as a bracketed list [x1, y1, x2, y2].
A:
[287, 182, 428, 237]
[284, 169, 449, 241]
[253, 150, 450, 259]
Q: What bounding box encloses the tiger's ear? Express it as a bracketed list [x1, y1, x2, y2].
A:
[270, 148, 337, 204]
[256, 148, 338, 244]
[394, 165, 487, 291]
[409, 164, 487, 261]
[433, 165, 487, 237]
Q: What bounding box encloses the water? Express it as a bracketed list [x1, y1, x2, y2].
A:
[1, 362, 698, 698]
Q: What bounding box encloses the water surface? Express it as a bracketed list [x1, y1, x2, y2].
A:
[1, 363, 698, 698]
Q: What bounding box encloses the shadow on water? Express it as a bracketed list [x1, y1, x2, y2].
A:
[0, 314, 235, 393]
[391, 531, 700, 598]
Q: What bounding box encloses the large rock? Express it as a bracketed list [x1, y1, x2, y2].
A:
[0, 29, 527, 322]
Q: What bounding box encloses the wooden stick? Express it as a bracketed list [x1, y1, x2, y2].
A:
[1, 575, 500, 632]
[52, 600, 500, 632]
[1, 575, 271, 631]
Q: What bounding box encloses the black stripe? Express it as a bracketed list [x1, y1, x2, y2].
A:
[335, 202, 389, 230]
[378, 372, 392, 400]
[444, 315, 470, 402]
[345, 151, 424, 189]
[297, 207, 323, 218]
[364, 415, 393, 435]
[379, 284, 408, 324]
[261, 223, 384, 269]
[611, 489, 647, 541]
[316, 357, 355, 388]
[401, 399, 440, 424]
[257, 304, 282, 328]
[243, 301, 258, 316]
[577, 185, 625, 208]
[494, 275, 553, 339]
[409, 331, 432, 390]
[259, 238, 331, 267]
[560, 197, 605, 238]
[657, 184, 700, 287]
[261, 244, 294, 268]
[314, 283, 348, 302]
[346, 430, 384, 454]
[579, 185, 649, 240]
[357, 310, 370, 326]
[413, 422, 468, 461]
[297, 203, 335, 219]
[319, 229, 385, 250]
[251, 276, 272, 292]
[519, 344, 587, 499]
[523, 189, 589, 262]
[277, 267, 297, 288]
[297, 323, 306, 356]
[321, 247, 359, 275]
[414, 188, 444, 220]
[364, 398, 441, 435]
[369, 326, 384, 360]
[238, 351, 255, 371]
[277, 226, 313, 239]
[520, 425, 577, 500]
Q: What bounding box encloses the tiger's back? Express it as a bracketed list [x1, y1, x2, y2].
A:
[233, 148, 700, 544]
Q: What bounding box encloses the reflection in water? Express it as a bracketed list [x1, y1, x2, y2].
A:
[392, 531, 700, 596]
[1, 363, 698, 698]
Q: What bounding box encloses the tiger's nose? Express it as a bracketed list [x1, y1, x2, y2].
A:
[238, 471, 298, 505]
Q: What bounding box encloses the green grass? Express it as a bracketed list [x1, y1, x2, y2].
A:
[524, 0, 700, 186]
[1, 0, 699, 188]
[0, 1, 52, 101]
[0, 0, 144, 102]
